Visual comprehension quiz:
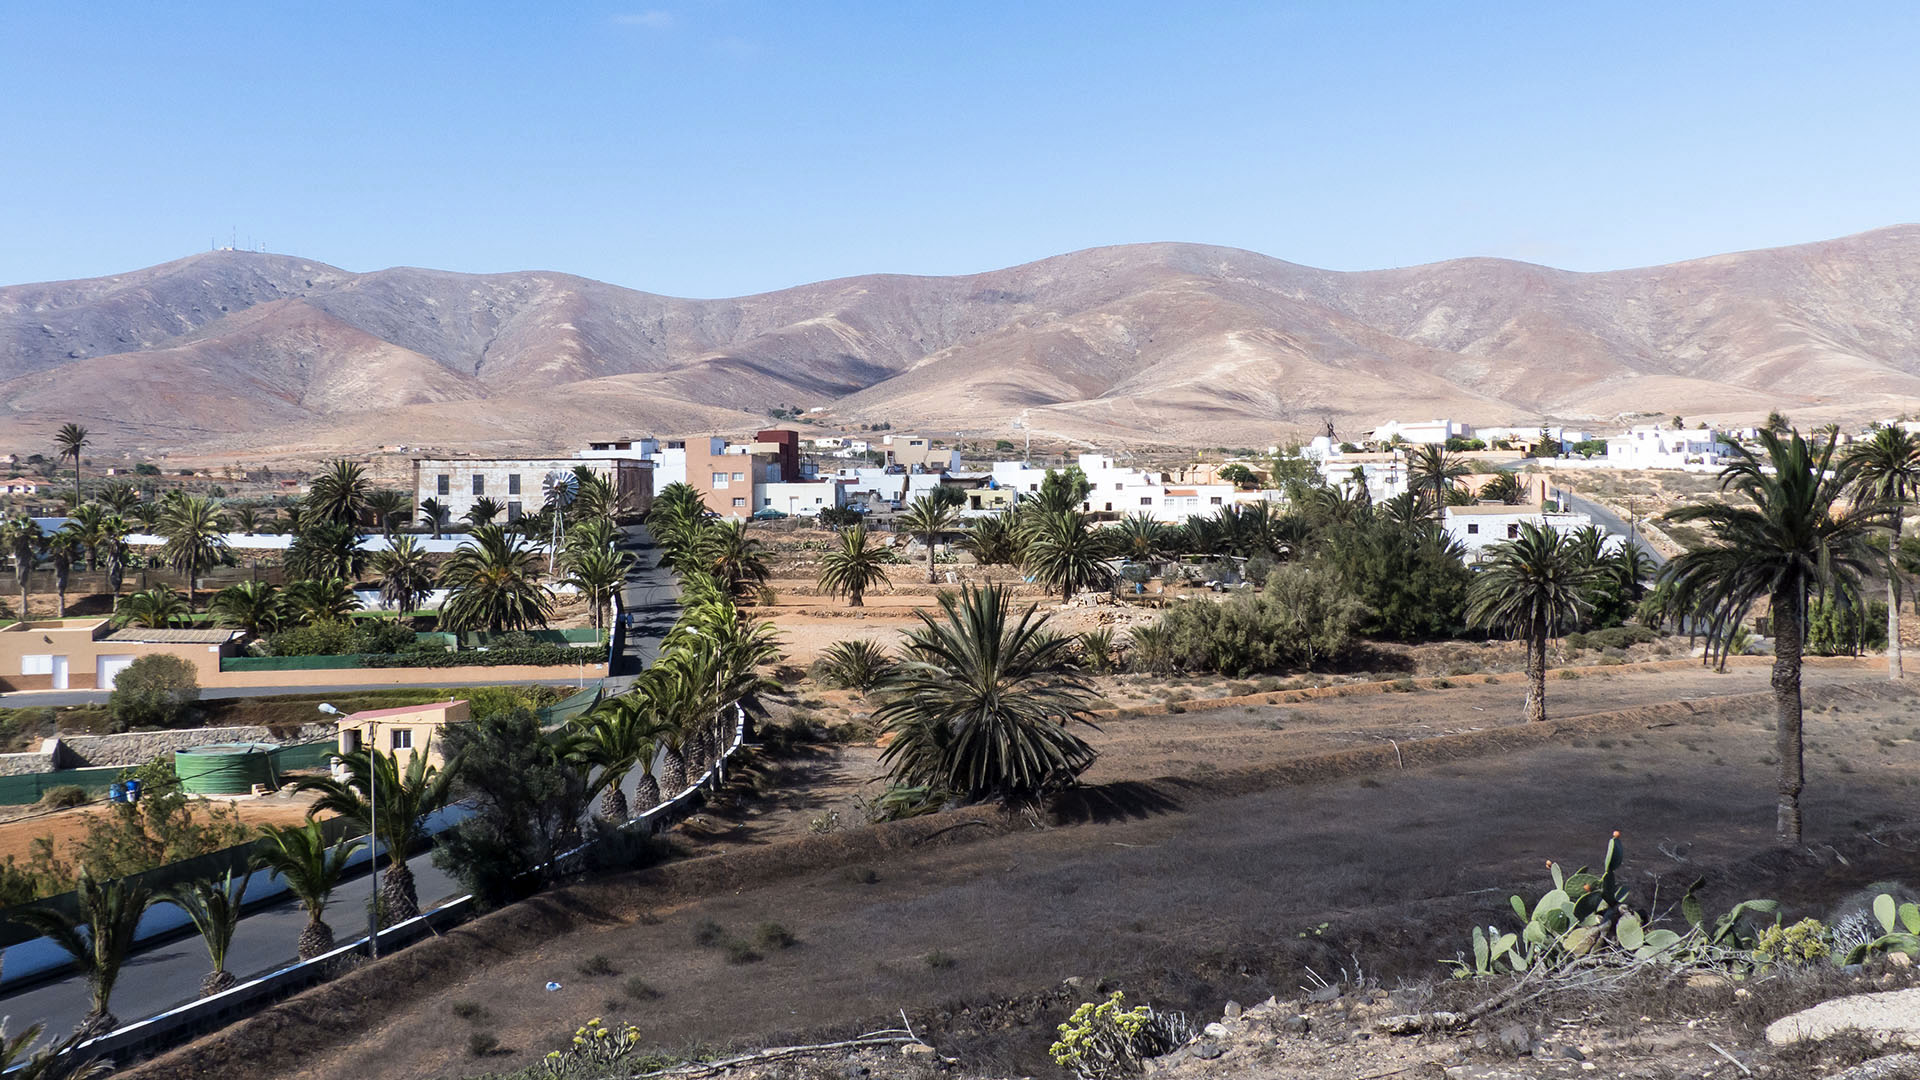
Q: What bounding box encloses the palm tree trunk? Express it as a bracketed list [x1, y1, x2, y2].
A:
[1772, 583, 1806, 845]
[849, 588, 863, 608]
[633, 771, 661, 812]
[381, 859, 420, 925]
[1889, 515, 1904, 680]
[297, 917, 335, 960]
[927, 536, 937, 584]
[1525, 619, 1547, 724]
[599, 781, 629, 822]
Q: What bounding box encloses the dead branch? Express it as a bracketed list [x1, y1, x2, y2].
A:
[630, 1032, 927, 1078]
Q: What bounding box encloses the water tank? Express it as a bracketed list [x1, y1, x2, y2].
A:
[174, 743, 278, 796]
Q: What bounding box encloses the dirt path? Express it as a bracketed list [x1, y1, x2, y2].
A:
[159, 665, 1920, 1080]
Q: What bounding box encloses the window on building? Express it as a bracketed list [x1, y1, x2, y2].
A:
[1210, 496, 1223, 505]
[1114, 483, 1124, 490]
[732, 497, 746, 508]
[508, 474, 520, 495]
[472, 475, 485, 496]
[1467, 523, 1480, 534]
[390, 728, 413, 751]
[1140, 496, 1152, 506]
[712, 472, 728, 487]
[20, 654, 53, 676]
[732, 471, 745, 482]
[436, 474, 450, 496]
[507, 502, 522, 521]
[1507, 524, 1520, 539]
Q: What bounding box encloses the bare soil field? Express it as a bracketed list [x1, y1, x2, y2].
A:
[132, 660, 1920, 1080]
[0, 789, 326, 863]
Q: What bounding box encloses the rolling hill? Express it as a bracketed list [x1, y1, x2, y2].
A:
[3, 226, 1918, 457]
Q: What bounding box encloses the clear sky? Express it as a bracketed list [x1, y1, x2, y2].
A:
[5, 2, 1919, 297]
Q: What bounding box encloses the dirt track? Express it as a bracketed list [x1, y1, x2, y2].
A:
[133, 663, 1920, 1080]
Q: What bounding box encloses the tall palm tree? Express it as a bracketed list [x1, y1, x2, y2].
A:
[209, 580, 285, 637]
[817, 523, 891, 607]
[46, 529, 81, 618]
[418, 497, 449, 539]
[161, 867, 250, 996]
[1020, 510, 1116, 602]
[0, 1016, 111, 1080]
[114, 585, 190, 629]
[1846, 425, 1920, 679]
[438, 524, 553, 632]
[256, 821, 361, 959]
[2, 516, 43, 619]
[369, 534, 434, 616]
[295, 745, 457, 923]
[874, 584, 1098, 807]
[13, 871, 154, 1033]
[696, 519, 769, 597]
[286, 520, 365, 583]
[1662, 429, 1887, 844]
[55, 423, 88, 508]
[1467, 521, 1602, 724]
[364, 489, 411, 540]
[1406, 445, 1471, 516]
[899, 496, 961, 584]
[156, 494, 228, 608]
[66, 504, 107, 570]
[568, 697, 670, 821]
[571, 468, 617, 524]
[96, 482, 139, 516]
[284, 577, 360, 625]
[307, 459, 371, 528]
[464, 497, 503, 528]
[98, 514, 130, 597]
[229, 505, 261, 535]
[561, 543, 632, 631]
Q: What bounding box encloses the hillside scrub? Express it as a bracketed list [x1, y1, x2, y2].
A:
[1139, 564, 1364, 675]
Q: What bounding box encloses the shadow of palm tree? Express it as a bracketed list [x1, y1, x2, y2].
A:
[1048, 780, 1183, 825]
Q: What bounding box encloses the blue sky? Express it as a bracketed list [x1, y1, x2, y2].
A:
[4, 2, 1918, 297]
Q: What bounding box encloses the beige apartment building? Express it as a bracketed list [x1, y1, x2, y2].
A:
[411, 457, 653, 524]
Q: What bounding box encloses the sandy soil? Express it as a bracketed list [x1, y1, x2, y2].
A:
[148, 662, 1920, 1080]
[0, 789, 325, 864]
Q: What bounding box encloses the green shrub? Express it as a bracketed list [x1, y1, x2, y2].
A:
[108, 654, 200, 730]
[37, 785, 89, 809]
[722, 938, 761, 964]
[361, 644, 583, 668]
[1050, 992, 1194, 1080]
[813, 639, 892, 690]
[578, 953, 617, 976]
[1144, 563, 1363, 675]
[467, 1032, 499, 1057]
[693, 918, 725, 947]
[755, 922, 797, 950]
[624, 976, 661, 1000]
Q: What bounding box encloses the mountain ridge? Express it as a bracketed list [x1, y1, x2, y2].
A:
[4, 226, 1918, 456]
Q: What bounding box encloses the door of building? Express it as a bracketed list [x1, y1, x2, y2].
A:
[50, 655, 69, 690]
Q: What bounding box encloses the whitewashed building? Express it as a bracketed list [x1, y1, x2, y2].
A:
[412, 457, 653, 522]
[759, 480, 848, 517]
[1442, 504, 1606, 562]
[1603, 426, 1733, 468]
[1368, 419, 1473, 446]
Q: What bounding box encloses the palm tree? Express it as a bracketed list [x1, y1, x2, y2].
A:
[114, 585, 190, 629]
[96, 483, 139, 516]
[255, 821, 361, 959]
[66, 504, 107, 570]
[3, 516, 43, 619]
[961, 511, 1023, 569]
[284, 577, 360, 624]
[1846, 425, 1920, 679]
[464, 497, 503, 528]
[1467, 522, 1602, 724]
[55, 423, 88, 508]
[1107, 513, 1169, 562]
[1479, 472, 1524, 505]
[156, 495, 228, 608]
[817, 523, 891, 607]
[1020, 510, 1116, 602]
[161, 867, 250, 995]
[1406, 445, 1471, 516]
[307, 459, 371, 527]
[418, 497, 449, 539]
[569, 698, 670, 821]
[874, 584, 1098, 807]
[46, 529, 81, 618]
[562, 543, 632, 631]
[295, 745, 457, 923]
[229, 505, 260, 535]
[1662, 429, 1887, 844]
[572, 467, 618, 524]
[13, 871, 154, 1033]
[369, 535, 434, 616]
[438, 525, 553, 632]
[898, 496, 961, 584]
[98, 514, 130, 597]
[693, 519, 766, 598]
[210, 580, 285, 637]
[364, 489, 411, 540]
[287, 520, 365, 583]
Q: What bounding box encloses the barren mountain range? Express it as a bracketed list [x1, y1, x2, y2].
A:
[3, 226, 1919, 458]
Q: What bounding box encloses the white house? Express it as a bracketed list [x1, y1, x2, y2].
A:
[1603, 426, 1732, 469]
[1368, 419, 1473, 446]
[758, 480, 847, 517]
[1442, 504, 1606, 562]
[1314, 453, 1412, 504]
[984, 453, 1238, 522]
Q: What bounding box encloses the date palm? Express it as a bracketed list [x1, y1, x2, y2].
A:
[13, 870, 153, 1033]
[114, 585, 190, 629]
[464, 496, 503, 528]
[287, 520, 365, 583]
[418, 497, 450, 539]
[1467, 521, 1602, 725]
[438, 524, 553, 632]
[66, 503, 106, 569]
[1020, 509, 1116, 602]
[2, 515, 43, 619]
[161, 867, 250, 996]
[365, 489, 411, 540]
[295, 745, 457, 923]
[1108, 513, 1169, 562]
[98, 514, 130, 596]
[284, 577, 360, 624]
[1479, 471, 1524, 505]
[961, 511, 1023, 568]
[307, 458, 371, 527]
[700, 519, 769, 597]
[817, 523, 890, 607]
[561, 543, 632, 631]
[875, 583, 1098, 807]
[46, 529, 82, 617]
[1845, 425, 1920, 679]
[1661, 429, 1887, 844]
[370, 535, 434, 616]
[55, 423, 88, 508]
[568, 697, 671, 821]
[572, 467, 618, 524]
[256, 821, 361, 959]
[1406, 445, 1471, 517]
[97, 482, 140, 516]
[156, 494, 228, 608]
[210, 580, 286, 636]
[899, 496, 961, 583]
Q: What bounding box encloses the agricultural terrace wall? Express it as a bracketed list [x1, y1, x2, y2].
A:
[51, 723, 336, 768]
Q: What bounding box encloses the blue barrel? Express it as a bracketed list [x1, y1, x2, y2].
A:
[124, 779, 143, 803]
[108, 782, 126, 803]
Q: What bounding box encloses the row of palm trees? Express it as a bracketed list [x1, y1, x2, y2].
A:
[1465, 426, 1920, 845]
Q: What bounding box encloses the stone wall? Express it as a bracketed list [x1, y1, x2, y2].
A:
[51, 724, 336, 769]
[0, 749, 57, 776]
